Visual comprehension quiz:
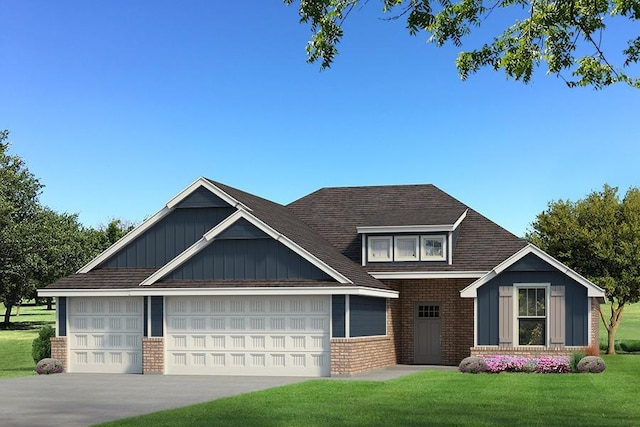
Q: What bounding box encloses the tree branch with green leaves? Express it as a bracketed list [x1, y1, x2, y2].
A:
[285, 0, 640, 89]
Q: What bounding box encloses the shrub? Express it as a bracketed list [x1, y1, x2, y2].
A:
[35, 358, 64, 375]
[570, 352, 586, 372]
[32, 325, 55, 363]
[619, 340, 640, 353]
[459, 356, 487, 373]
[577, 356, 606, 373]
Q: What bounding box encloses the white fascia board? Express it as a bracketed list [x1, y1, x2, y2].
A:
[357, 225, 455, 234]
[77, 206, 172, 273]
[165, 177, 251, 211]
[460, 244, 606, 298]
[370, 271, 487, 280]
[139, 210, 352, 287]
[39, 287, 399, 298]
[452, 209, 468, 230]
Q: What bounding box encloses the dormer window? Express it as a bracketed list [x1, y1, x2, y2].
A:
[421, 236, 446, 261]
[394, 236, 419, 261]
[368, 236, 392, 261]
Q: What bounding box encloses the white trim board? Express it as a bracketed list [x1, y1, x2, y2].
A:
[38, 286, 399, 299]
[356, 210, 468, 234]
[139, 209, 352, 286]
[460, 244, 606, 298]
[370, 271, 486, 280]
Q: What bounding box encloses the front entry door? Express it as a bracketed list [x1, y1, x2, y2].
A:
[414, 303, 442, 364]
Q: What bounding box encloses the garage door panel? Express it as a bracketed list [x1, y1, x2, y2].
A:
[68, 297, 143, 374]
[166, 296, 330, 376]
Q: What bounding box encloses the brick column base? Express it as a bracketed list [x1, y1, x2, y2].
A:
[50, 337, 67, 371]
[330, 336, 396, 376]
[143, 338, 164, 374]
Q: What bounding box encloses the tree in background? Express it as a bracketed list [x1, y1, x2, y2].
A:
[285, 0, 640, 89]
[527, 185, 640, 354]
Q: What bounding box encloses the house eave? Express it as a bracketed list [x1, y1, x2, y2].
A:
[370, 271, 486, 280]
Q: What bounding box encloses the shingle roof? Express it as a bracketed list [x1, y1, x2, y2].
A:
[45, 269, 157, 289]
[287, 184, 527, 272]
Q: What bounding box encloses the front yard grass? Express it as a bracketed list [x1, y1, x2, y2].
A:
[0, 303, 55, 379]
[99, 355, 639, 427]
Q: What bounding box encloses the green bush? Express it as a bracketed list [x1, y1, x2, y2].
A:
[570, 351, 586, 372]
[32, 325, 55, 363]
[619, 340, 640, 353]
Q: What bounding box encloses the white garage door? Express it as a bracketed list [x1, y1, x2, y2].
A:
[165, 296, 331, 376]
[68, 297, 143, 373]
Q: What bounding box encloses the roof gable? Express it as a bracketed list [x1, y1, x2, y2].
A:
[460, 244, 606, 298]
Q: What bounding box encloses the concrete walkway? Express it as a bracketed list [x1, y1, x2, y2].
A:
[0, 365, 449, 427]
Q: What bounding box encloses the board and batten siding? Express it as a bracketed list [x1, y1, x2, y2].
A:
[100, 206, 235, 269]
[476, 253, 588, 346]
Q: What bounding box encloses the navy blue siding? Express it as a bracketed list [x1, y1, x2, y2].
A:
[477, 263, 589, 346]
[217, 218, 270, 240]
[58, 297, 67, 337]
[165, 239, 333, 281]
[143, 298, 148, 337]
[150, 297, 163, 337]
[350, 296, 386, 337]
[175, 187, 231, 208]
[332, 295, 346, 338]
[101, 207, 235, 268]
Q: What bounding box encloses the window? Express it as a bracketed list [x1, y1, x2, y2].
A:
[418, 305, 439, 318]
[518, 288, 546, 345]
[420, 236, 446, 260]
[368, 236, 392, 262]
[394, 236, 419, 261]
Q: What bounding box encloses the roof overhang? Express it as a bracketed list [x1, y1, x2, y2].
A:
[370, 271, 486, 280]
[356, 209, 467, 234]
[460, 244, 606, 298]
[38, 286, 399, 298]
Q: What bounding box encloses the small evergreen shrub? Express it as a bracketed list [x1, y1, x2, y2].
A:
[459, 356, 487, 373]
[577, 356, 606, 373]
[32, 325, 55, 363]
[570, 351, 586, 372]
[619, 340, 640, 353]
[35, 358, 64, 375]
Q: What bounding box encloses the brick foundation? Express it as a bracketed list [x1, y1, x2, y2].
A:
[142, 338, 164, 374]
[50, 337, 67, 371]
[470, 346, 585, 357]
[384, 278, 475, 365]
[591, 297, 601, 350]
[330, 336, 396, 376]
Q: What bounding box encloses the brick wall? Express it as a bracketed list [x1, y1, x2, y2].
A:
[330, 336, 396, 376]
[384, 278, 475, 366]
[142, 338, 164, 374]
[470, 346, 583, 357]
[591, 297, 601, 350]
[50, 337, 67, 371]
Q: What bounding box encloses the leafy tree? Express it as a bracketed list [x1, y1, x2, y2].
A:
[527, 185, 640, 354]
[284, 0, 640, 89]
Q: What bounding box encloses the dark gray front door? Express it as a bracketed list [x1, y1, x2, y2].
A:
[414, 303, 442, 364]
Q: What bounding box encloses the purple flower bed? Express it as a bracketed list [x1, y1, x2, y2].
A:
[460, 355, 571, 374]
[35, 358, 64, 375]
[577, 356, 606, 373]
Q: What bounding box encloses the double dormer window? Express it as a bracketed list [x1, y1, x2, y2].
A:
[367, 235, 447, 263]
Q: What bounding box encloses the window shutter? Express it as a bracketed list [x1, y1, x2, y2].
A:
[498, 286, 513, 346]
[550, 286, 565, 346]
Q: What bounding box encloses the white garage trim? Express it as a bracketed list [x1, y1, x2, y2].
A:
[165, 295, 331, 376]
[67, 297, 143, 373]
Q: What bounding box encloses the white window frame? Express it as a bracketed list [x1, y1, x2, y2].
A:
[420, 235, 447, 261]
[367, 236, 393, 262]
[394, 235, 419, 261]
[514, 283, 550, 347]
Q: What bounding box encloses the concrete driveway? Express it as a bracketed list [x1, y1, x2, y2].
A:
[0, 374, 309, 427]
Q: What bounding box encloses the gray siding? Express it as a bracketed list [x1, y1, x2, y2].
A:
[217, 218, 270, 240]
[350, 296, 386, 337]
[101, 207, 235, 268]
[151, 296, 163, 337]
[332, 295, 346, 338]
[477, 264, 589, 346]
[174, 187, 231, 208]
[165, 238, 333, 281]
[58, 297, 67, 337]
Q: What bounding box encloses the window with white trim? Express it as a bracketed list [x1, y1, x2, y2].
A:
[420, 236, 446, 260]
[368, 236, 392, 262]
[517, 287, 546, 345]
[394, 236, 419, 261]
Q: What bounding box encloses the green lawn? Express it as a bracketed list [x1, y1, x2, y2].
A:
[600, 302, 640, 342]
[0, 303, 55, 379]
[98, 355, 639, 427]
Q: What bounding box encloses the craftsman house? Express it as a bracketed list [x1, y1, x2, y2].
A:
[39, 178, 605, 376]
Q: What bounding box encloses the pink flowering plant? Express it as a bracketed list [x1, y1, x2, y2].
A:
[35, 358, 64, 375]
[577, 356, 606, 373]
[459, 355, 571, 374]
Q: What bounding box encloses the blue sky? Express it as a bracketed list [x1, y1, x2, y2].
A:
[1, 1, 638, 237]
